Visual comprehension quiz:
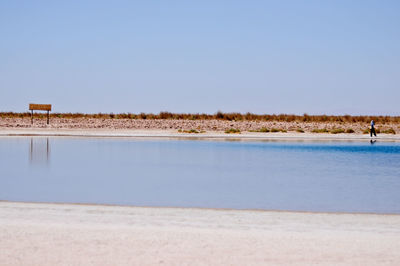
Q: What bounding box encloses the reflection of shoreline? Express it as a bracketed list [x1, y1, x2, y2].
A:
[29, 138, 50, 165]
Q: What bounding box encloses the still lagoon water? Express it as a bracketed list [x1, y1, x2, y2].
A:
[1, 137, 400, 214]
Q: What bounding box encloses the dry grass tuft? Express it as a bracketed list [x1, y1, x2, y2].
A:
[382, 128, 396, 134]
[269, 128, 287, 133]
[178, 129, 205, 134]
[225, 128, 241, 134]
[312, 128, 329, 133]
[249, 127, 270, 133]
[330, 128, 345, 134]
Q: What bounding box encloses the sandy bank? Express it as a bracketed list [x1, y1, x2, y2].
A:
[1, 117, 399, 135]
[1, 201, 400, 265]
[1, 128, 400, 141]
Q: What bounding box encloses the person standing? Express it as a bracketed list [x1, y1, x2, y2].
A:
[370, 120, 377, 137]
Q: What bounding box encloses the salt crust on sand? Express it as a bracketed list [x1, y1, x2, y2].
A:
[1, 128, 400, 141]
[1, 201, 400, 265]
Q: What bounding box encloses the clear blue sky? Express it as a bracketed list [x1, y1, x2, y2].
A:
[1, 1, 399, 115]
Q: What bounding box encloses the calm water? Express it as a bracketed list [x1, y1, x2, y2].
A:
[1, 137, 400, 214]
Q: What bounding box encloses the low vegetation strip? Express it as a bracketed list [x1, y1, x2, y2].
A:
[1, 112, 400, 124]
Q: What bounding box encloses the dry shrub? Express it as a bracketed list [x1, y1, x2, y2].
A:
[225, 128, 241, 134]
[249, 127, 270, 133]
[382, 128, 396, 134]
[312, 128, 329, 133]
[178, 129, 200, 134]
[330, 128, 345, 134]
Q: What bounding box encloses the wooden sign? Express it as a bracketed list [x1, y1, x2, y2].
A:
[29, 104, 52, 111]
[29, 103, 52, 124]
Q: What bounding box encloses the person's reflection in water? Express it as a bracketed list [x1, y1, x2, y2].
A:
[370, 139, 377, 145]
[29, 138, 50, 165]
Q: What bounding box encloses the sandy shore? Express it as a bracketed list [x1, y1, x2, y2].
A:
[2, 116, 399, 141]
[1, 201, 400, 265]
[2, 117, 399, 135]
[1, 127, 400, 141]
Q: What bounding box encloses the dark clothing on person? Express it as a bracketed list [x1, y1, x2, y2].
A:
[370, 120, 376, 137]
[370, 126, 376, 137]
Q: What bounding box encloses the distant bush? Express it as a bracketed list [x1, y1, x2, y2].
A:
[178, 129, 201, 134]
[269, 128, 287, 133]
[363, 128, 370, 134]
[345, 128, 355, 133]
[225, 128, 241, 134]
[312, 128, 329, 133]
[330, 128, 345, 134]
[382, 128, 396, 134]
[159, 112, 172, 119]
[296, 128, 305, 133]
[249, 127, 270, 133]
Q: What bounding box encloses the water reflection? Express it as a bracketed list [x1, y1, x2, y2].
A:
[370, 139, 377, 145]
[0, 137, 398, 213]
[29, 138, 50, 165]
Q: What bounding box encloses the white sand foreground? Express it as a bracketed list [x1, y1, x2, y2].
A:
[1, 202, 400, 265]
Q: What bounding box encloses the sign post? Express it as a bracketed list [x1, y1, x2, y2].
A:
[29, 104, 52, 125]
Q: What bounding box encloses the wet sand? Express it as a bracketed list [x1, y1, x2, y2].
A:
[1, 201, 400, 265]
